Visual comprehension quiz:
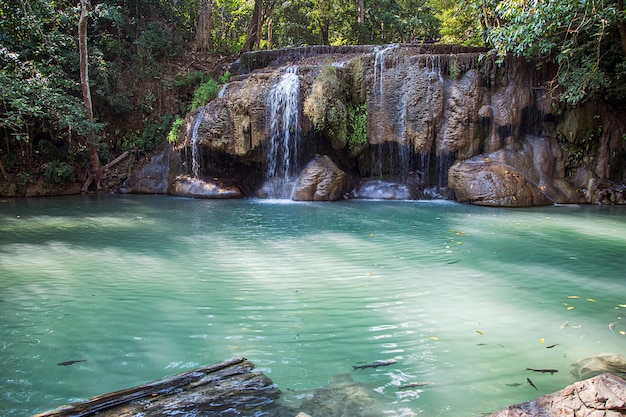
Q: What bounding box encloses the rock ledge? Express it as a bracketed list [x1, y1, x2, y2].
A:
[487, 372, 626, 417]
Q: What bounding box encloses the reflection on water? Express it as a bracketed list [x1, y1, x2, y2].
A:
[0, 196, 625, 416]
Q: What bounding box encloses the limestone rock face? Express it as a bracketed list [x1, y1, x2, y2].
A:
[124, 45, 625, 204]
[487, 373, 626, 417]
[170, 176, 242, 199]
[449, 136, 580, 206]
[293, 155, 346, 201]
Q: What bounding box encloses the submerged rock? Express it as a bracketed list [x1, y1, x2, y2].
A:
[297, 374, 388, 417]
[571, 354, 626, 380]
[293, 155, 346, 201]
[486, 373, 626, 417]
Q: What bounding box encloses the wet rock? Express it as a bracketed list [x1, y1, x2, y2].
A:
[293, 155, 346, 201]
[170, 175, 242, 199]
[120, 147, 176, 194]
[449, 136, 581, 206]
[350, 179, 413, 200]
[571, 354, 626, 380]
[486, 372, 626, 417]
[449, 157, 552, 207]
[128, 46, 626, 206]
[24, 178, 81, 197]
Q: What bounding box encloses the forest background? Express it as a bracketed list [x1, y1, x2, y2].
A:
[1, 0, 625, 193]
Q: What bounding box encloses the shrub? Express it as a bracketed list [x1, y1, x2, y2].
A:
[190, 79, 219, 111]
[347, 103, 367, 148]
[168, 117, 184, 143]
[44, 161, 76, 185]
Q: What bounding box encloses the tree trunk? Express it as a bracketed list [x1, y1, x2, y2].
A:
[357, 0, 365, 43]
[195, 0, 213, 52]
[79, 0, 101, 190]
[618, 2, 626, 58]
[242, 0, 262, 52]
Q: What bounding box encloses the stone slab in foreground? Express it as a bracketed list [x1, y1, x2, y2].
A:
[487, 372, 626, 417]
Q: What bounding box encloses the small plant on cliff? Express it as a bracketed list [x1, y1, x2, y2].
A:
[304, 64, 348, 147]
[347, 103, 367, 148]
[190, 78, 219, 111]
[168, 117, 184, 143]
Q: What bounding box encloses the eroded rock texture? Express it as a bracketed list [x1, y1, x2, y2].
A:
[123, 45, 626, 205]
[487, 373, 626, 417]
[293, 155, 346, 201]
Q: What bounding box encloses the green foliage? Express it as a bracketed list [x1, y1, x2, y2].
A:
[168, 117, 185, 144]
[190, 79, 219, 111]
[347, 103, 368, 148]
[44, 161, 76, 185]
[484, 0, 626, 104]
[120, 116, 175, 151]
[433, 0, 487, 46]
[219, 71, 232, 84]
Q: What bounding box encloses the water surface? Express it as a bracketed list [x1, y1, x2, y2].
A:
[1, 196, 625, 416]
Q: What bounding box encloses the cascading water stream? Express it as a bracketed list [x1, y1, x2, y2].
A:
[263, 66, 301, 199]
[190, 106, 207, 178]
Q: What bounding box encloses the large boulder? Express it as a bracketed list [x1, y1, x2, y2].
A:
[487, 373, 626, 417]
[121, 146, 178, 195]
[449, 157, 553, 207]
[293, 155, 346, 201]
[449, 136, 581, 207]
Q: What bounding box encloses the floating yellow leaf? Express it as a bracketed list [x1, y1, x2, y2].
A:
[429, 336, 440, 341]
[567, 306, 575, 310]
[567, 296, 580, 299]
[586, 298, 596, 302]
[369, 233, 375, 237]
[539, 337, 545, 344]
[619, 331, 625, 336]
[476, 330, 483, 335]
[618, 304, 626, 308]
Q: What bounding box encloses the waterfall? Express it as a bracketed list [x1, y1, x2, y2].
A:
[190, 106, 206, 178]
[373, 44, 398, 98]
[262, 66, 301, 199]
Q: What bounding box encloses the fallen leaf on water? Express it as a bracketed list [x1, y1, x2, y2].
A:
[567, 306, 575, 310]
[587, 298, 596, 302]
[619, 331, 625, 336]
[429, 336, 440, 341]
[539, 338, 545, 344]
[476, 330, 483, 335]
[567, 296, 580, 299]
[369, 233, 375, 237]
[618, 304, 626, 308]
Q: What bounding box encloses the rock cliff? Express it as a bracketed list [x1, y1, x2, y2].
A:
[123, 44, 626, 206]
